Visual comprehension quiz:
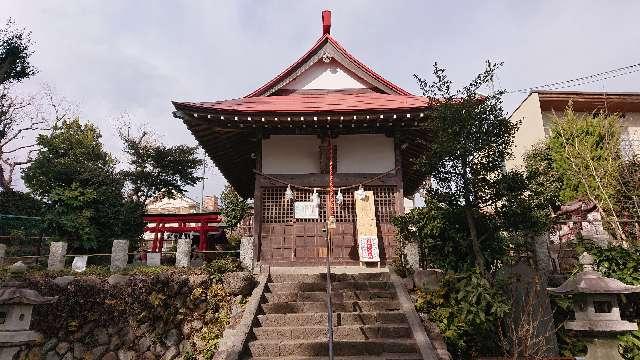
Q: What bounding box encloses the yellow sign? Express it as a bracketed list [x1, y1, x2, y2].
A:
[355, 191, 379, 262]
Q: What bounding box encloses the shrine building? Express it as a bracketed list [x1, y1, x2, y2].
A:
[172, 11, 431, 266]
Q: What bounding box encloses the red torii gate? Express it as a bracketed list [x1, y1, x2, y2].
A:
[143, 212, 223, 252]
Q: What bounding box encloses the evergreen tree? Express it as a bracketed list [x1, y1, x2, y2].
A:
[23, 118, 138, 251]
[220, 184, 250, 232]
[119, 127, 203, 204]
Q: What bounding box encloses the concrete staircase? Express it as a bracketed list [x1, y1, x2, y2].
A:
[242, 272, 423, 360]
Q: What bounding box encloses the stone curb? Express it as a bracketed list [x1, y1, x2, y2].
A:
[390, 271, 439, 360]
[214, 265, 270, 360]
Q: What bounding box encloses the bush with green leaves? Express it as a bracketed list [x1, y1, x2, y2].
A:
[527, 106, 639, 243]
[415, 270, 510, 358]
[577, 241, 640, 285]
[392, 199, 508, 273]
[219, 184, 250, 232]
[203, 258, 242, 282]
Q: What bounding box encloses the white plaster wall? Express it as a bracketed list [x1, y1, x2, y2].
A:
[620, 112, 640, 158]
[507, 93, 545, 169]
[284, 60, 370, 90]
[262, 135, 320, 174]
[261, 134, 394, 174]
[334, 134, 395, 173]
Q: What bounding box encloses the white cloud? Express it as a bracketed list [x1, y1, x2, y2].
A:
[2, 0, 640, 199]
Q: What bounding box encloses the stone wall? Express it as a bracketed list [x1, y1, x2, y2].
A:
[14, 266, 254, 360]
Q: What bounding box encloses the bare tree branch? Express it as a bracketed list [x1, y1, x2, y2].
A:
[0, 84, 77, 190]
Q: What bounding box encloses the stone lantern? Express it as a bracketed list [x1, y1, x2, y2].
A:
[0, 263, 57, 359]
[548, 252, 640, 359]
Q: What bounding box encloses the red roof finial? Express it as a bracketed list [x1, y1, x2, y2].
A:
[322, 10, 331, 35]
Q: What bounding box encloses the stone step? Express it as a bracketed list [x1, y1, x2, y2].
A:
[269, 272, 390, 283]
[256, 312, 408, 327]
[252, 324, 412, 341]
[245, 354, 423, 360]
[261, 300, 401, 314]
[248, 339, 419, 357]
[264, 290, 397, 303]
[267, 281, 393, 293]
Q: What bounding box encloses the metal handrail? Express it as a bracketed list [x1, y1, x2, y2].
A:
[323, 227, 334, 360]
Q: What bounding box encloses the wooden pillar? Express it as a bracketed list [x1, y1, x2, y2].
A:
[394, 133, 405, 215]
[253, 130, 263, 266]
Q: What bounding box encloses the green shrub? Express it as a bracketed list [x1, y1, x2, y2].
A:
[203, 258, 242, 282]
[415, 270, 510, 358]
[227, 233, 242, 251]
[577, 241, 640, 285]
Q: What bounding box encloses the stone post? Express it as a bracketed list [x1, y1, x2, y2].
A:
[404, 242, 420, 271]
[176, 239, 191, 268]
[47, 242, 67, 271]
[533, 232, 553, 280]
[0, 243, 6, 266]
[147, 252, 161, 266]
[110, 240, 129, 271]
[240, 237, 254, 271]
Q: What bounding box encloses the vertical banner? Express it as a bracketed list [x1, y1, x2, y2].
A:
[355, 191, 380, 262]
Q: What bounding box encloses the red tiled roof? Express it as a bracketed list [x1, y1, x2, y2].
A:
[245, 34, 412, 97]
[174, 93, 429, 114]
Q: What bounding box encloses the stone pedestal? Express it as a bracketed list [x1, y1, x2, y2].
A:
[240, 237, 254, 271]
[110, 240, 129, 271]
[0, 243, 6, 265]
[0, 347, 21, 359]
[413, 269, 444, 289]
[176, 239, 191, 268]
[147, 252, 161, 266]
[586, 337, 623, 360]
[47, 242, 67, 271]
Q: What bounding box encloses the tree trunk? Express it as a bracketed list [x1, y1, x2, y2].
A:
[0, 163, 11, 191]
[464, 207, 488, 276]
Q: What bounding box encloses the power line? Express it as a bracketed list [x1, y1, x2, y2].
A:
[508, 62, 640, 94]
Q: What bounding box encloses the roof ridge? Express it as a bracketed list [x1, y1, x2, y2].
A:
[245, 34, 411, 98]
[325, 36, 411, 96]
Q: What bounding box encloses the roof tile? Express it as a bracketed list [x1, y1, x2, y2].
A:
[174, 93, 430, 114]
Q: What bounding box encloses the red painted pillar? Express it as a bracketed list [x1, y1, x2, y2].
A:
[158, 225, 165, 253]
[199, 222, 207, 251]
[152, 223, 160, 252]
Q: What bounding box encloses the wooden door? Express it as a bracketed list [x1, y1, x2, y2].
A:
[259, 186, 395, 265]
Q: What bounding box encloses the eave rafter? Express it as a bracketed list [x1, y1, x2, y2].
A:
[175, 109, 429, 131]
[178, 107, 431, 197]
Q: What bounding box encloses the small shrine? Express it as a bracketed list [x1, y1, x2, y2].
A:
[172, 10, 432, 266]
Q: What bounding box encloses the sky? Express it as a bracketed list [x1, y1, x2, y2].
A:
[3, 1, 640, 202]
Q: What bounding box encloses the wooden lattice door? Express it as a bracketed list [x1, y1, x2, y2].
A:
[259, 186, 396, 265]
